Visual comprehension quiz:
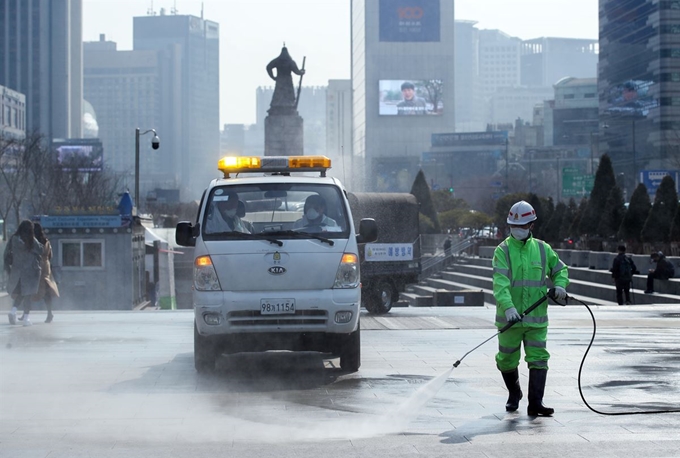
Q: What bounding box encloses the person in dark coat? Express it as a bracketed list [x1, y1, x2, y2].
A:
[5, 220, 43, 326]
[610, 245, 638, 305]
[645, 251, 675, 294]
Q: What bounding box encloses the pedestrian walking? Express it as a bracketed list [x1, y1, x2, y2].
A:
[610, 245, 638, 305]
[31, 222, 59, 323]
[443, 237, 452, 257]
[4, 220, 43, 326]
[492, 200, 569, 417]
[644, 251, 675, 294]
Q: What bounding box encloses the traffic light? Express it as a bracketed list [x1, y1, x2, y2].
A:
[448, 187, 454, 193]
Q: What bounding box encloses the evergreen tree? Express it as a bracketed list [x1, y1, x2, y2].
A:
[641, 175, 679, 243]
[670, 206, 680, 242]
[410, 169, 441, 233]
[543, 202, 566, 244]
[559, 198, 578, 241]
[618, 183, 651, 243]
[579, 154, 616, 236]
[597, 185, 626, 238]
[569, 197, 589, 239]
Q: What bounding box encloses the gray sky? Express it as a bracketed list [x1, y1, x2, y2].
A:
[82, 0, 599, 126]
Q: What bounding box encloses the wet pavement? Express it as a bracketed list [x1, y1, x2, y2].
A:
[1, 304, 680, 458]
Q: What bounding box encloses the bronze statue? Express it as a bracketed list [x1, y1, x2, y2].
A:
[266, 46, 305, 112]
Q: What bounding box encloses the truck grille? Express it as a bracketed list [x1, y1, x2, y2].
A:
[227, 310, 328, 327]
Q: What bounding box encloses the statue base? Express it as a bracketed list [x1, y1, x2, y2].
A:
[265, 112, 304, 156]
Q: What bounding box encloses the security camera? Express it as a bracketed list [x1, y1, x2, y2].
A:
[151, 134, 160, 150]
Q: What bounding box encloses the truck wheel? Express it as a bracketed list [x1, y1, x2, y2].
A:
[339, 323, 361, 372]
[367, 280, 395, 315]
[194, 320, 217, 373]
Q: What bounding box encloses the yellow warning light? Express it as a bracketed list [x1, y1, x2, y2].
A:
[218, 156, 261, 172]
[341, 253, 358, 264]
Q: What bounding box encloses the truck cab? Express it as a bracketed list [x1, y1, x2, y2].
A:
[175, 156, 377, 373]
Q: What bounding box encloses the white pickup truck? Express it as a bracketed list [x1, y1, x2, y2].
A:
[175, 156, 377, 373]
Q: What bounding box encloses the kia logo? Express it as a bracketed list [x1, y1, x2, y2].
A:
[397, 6, 423, 19]
[268, 266, 286, 275]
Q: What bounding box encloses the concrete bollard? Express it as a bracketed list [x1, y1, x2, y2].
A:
[572, 250, 590, 267]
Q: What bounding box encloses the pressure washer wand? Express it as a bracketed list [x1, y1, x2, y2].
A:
[452, 290, 553, 368]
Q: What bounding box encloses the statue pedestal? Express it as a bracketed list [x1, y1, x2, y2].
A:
[265, 112, 304, 156]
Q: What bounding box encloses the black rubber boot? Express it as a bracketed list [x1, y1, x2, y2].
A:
[501, 368, 523, 412]
[527, 368, 554, 416]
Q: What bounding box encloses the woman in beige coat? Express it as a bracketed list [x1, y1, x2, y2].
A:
[5, 220, 43, 326]
[32, 223, 59, 323]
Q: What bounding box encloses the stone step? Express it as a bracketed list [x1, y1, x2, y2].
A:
[399, 292, 434, 308]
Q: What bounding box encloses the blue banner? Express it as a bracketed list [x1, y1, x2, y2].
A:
[379, 0, 440, 42]
[40, 215, 123, 228]
[640, 170, 680, 196]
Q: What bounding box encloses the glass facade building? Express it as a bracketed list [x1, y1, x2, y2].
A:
[599, 0, 680, 197]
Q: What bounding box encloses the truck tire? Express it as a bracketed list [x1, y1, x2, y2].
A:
[339, 323, 361, 372]
[194, 320, 217, 373]
[366, 280, 396, 315]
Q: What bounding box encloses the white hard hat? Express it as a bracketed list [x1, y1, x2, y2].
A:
[507, 200, 537, 225]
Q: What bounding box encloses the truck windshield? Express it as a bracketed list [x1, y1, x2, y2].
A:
[202, 183, 350, 240]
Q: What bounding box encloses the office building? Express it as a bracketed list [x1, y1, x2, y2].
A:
[0, 0, 83, 139]
[133, 12, 219, 200]
[84, 36, 169, 197]
[454, 20, 484, 132]
[478, 29, 522, 99]
[351, 0, 456, 191]
[489, 86, 554, 126]
[521, 38, 598, 87]
[326, 79, 353, 184]
[599, 0, 680, 197]
[1, 84, 26, 140]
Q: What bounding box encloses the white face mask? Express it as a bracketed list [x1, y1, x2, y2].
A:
[306, 209, 320, 220]
[224, 208, 237, 218]
[510, 227, 530, 240]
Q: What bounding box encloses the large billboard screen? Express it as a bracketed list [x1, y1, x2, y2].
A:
[53, 139, 103, 172]
[379, 79, 443, 116]
[605, 79, 658, 117]
[379, 0, 440, 42]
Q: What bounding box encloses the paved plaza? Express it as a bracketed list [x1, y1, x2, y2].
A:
[1, 304, 679, 457]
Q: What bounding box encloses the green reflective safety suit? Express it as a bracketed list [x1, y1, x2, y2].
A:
[492, 235, 569, 372]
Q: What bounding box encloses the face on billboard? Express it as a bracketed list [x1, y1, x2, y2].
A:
[55, 143, 104, 172]
[379, 80, 443, 116]
[606, 79, 657, 117]
[379, 0, 441, 42]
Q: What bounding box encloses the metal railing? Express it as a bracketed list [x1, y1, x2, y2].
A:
[420, 237, 476, 278]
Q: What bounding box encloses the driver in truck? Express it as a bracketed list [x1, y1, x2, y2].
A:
[205, 191, 252, 234]
[293, 194, 339, 231]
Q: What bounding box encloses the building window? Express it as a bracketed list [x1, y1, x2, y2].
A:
[584, 93, 596, 98]
[60, 239, 104, 269]
[564, 94, 575, 99]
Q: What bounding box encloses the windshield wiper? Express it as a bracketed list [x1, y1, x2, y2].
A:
[207, 231, 283, 246]
[264, 230, 335, 246]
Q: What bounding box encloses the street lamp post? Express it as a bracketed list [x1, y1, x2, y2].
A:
[135, 128, 160, 210]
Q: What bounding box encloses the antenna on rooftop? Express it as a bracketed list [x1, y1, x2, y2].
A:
[171, 0, 178, 14]
[147, 0, 156, 15]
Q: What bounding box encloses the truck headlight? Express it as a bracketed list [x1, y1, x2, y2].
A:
[334, 253, 359, 289]
[194, 255, 222, 291]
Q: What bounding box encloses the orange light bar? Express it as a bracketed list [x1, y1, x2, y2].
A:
[341, 253, 358, 264]
[195, 255, 213, 267]
[288, 156, 332, 169]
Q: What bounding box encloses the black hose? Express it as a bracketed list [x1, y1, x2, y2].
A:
[562, 294, 680, 415]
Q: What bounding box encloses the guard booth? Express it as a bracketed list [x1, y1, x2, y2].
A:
[39, 214, 147, 310]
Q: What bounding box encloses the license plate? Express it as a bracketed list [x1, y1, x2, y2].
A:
[260, 299, 296, 315]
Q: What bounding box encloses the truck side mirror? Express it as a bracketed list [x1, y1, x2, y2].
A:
[176, 221, 197, 247]
[357, 218, 378, 244]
